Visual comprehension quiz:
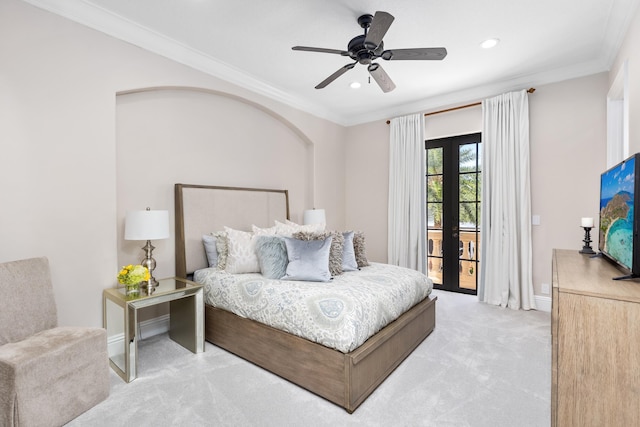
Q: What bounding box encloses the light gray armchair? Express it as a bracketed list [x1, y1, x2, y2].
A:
[0, 257, 109, 427]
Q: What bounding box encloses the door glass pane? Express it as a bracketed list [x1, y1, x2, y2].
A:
[427, 147, 443, 174]
[427, 176, 443, 202]
[459, 173, 477, 201]
[460, 202, 477, 229]
[460, 144, 477, 172]
[459, 259, 477, 290]
[427, 203, 443, 229]
[427, 228, 443, 286]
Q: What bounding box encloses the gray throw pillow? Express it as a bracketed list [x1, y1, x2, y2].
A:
[255, 235, 288, 279]
[292, 231, 344, 276]
[352, 231, 370, 267]
[282, 236, 332, 282]
[341, 231, 359, 271]
[202, 234, 218, 268]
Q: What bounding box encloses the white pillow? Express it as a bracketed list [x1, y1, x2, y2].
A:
[285, 219, 326, 232]
[224, 226, 260, 274]
[275, 220, 325, 237]
[251, 224, 278, 235]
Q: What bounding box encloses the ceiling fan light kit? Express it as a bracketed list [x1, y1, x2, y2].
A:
[292, 11, 447, 93]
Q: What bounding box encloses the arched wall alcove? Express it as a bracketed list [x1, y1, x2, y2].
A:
[115, 86, 315, 278]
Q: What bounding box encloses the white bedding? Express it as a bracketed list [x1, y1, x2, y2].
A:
[193, 262, 433, 353]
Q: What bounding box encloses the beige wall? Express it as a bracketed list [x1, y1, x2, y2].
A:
[115, 89, 314, 278]
[345, 74, 608, 297]
[0, 0, 346, 327]
[529, 74, 608, 294]
[610, 3, 640, 154]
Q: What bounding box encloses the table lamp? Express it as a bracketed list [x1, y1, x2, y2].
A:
[125, 208, 170, 293]
[303, 209, 326, 225]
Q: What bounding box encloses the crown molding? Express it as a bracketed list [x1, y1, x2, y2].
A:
[20, 0, 634, 128]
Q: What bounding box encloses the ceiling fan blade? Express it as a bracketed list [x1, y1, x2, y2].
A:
[382, 47, 447, 61]
[364, 11, 394, 49]
[367, 63, 396, 93]
[292, 46, 349, 56]
[315, 63, 356, 89]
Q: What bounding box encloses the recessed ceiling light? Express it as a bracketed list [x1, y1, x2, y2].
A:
[480, 38, 500, 49]
[350, 81, 361, 89]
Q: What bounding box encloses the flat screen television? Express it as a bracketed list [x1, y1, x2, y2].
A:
[598, 152, 640, 279]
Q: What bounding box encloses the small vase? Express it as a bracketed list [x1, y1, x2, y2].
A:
[125, 283, 139, 298]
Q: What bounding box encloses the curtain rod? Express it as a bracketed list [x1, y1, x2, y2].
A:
[385, 87, 536, 124]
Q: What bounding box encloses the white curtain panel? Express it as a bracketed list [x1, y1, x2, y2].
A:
[479, 90, 536, 310]
[388, 114, 426, 273]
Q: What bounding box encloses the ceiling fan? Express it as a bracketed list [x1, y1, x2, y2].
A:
[292, 11, 447, 93]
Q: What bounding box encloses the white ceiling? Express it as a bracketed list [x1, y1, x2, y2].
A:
[24, 0, 640, 126]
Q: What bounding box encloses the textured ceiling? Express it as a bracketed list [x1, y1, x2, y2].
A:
[24, 0, 640, 125]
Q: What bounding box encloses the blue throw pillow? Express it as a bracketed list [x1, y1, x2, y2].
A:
[282, 236, 332, 282]
[342, 231, 359, 272]
[255, 235, 288, 279]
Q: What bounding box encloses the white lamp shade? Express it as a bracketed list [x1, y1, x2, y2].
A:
[303, 209, 326, 225]
[124, 210, 170, 240]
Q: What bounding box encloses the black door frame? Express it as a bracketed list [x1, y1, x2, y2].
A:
[426, 132, 481, 295]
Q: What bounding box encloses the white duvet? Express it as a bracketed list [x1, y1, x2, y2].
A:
[193, 262, 433, 353]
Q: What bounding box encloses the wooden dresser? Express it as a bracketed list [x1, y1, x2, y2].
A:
[552, 249, 640, 427]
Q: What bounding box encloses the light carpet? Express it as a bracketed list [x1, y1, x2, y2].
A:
[67, 290, 551, 426]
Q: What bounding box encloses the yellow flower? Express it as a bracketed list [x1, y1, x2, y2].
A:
[117, 264, 150, 285]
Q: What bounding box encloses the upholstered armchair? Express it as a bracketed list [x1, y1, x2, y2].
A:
[0, 257, 109, 426]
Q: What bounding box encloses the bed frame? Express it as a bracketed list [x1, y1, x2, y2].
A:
[175, 183, 437, 413]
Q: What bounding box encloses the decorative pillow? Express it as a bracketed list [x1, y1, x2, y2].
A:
[285, 219, 326, 232]
[254, 235, 288, 279]
[282, 236, 332, 282]
[352, 231, 370, 267]
[213, 231, 228, 270]
[293, 231, 344, 276]
[224, 227, 260, 274]
[202, 234, 218, 268]
[275, 220, 325, 237]
[341, 231, 359, 272]
[252, 224, 278, 235]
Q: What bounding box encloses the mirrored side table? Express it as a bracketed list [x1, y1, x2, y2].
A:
[103, 277, 204, 382]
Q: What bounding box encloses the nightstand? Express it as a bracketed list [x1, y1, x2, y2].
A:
[103, 277, 204, 382]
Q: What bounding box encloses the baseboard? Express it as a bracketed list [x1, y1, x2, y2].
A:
[107, 314, 170, 354]
[139, 314, 171, 339]
[534, 295, 552, 312]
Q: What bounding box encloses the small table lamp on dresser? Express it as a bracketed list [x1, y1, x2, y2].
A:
[125, 207, 170, 294]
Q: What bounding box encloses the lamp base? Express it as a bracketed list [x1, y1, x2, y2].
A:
[140, 240, 159, 295]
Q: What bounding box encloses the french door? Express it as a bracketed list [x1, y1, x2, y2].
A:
[426, 133, 481, 295]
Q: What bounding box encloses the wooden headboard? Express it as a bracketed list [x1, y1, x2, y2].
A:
[174, 184, 290, 278]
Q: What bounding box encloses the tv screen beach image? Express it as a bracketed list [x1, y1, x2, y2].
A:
[599, 156, 635, 270]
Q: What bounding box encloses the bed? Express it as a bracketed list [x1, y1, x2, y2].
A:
[174, 183, 437, 413]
